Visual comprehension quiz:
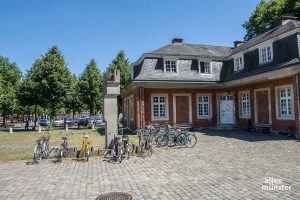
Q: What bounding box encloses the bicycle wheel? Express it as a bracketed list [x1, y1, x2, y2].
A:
[126, 144, 130, 159]
[167, 134, 177, 147]
[146, 144, 153, 157]
[33, 147, 42, 163]
[156, 135, 168, 147]
[185, 134, 197, 148]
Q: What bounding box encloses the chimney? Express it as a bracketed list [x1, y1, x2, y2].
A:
[274, 15, 298, 27]
[234, 41, 245, 48]
[172, 38, 183, 44]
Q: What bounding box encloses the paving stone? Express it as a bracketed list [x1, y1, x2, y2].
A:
[0, 130, 299, 199]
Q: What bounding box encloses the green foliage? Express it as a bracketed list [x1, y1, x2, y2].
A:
[0, 55, 21, 122]
[65, 74, 83, 116]
[105, 50, 131, 114]
[18, 46, 72, 121]
[106, 50, 130, 90]
[78, 59, 103, 115]
[243, 0, 300, 41]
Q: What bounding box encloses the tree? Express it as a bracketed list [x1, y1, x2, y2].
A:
[36, 46, 72, 121]
[0, 55, 21, 126]
[65, 74, 83, 119]
[105, 50, 131, 113]
[106, 50, 131, 90]
[78, 59, 103, 116]
[243, 0, 300, 41]
[18, 60, 44, 129]
[18, 46, 72, 125]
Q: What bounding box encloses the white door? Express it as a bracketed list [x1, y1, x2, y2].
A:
[220, 96, 234, 124]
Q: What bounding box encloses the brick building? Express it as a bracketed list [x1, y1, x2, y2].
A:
[122, 16, 300, 137]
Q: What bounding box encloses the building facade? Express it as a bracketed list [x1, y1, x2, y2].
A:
[122, 17, 300, 137]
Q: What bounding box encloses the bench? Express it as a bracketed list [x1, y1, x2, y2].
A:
[249, 123, 271, 133]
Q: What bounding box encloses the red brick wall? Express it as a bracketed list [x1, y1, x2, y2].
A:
[123, 76, 299, 132]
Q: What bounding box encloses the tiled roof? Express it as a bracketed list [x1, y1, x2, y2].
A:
[134, 58, 222, 82]
[231, 20, 300, 55]
[150, 43, 232, 59]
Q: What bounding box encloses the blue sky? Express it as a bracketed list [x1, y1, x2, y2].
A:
[0, 0, 260, 75]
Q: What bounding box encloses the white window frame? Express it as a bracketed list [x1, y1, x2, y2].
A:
[234, 55, 244, 72]
[259, 43, 273, 64]
[196, 93, 212, 119]
[199, 61, 212, 74]
[239, 91, 250, 118]
[151, 94, 169, 121]
[275, 85, 294, 120]
[164, 60, 177, 72]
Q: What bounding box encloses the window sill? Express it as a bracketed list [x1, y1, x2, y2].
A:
[197, 116, 212, 120]
[152, 117, 169, 121]
[276, 116, 295, 120]
[199, 73, 212, 75]
[259, 60, 272, 65]
[239, 115, 251, 119]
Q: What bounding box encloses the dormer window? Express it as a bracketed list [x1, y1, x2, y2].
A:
[234, 55, 244, 72]
[259, 44, 273, 64]
[165, 60, 177, 72]
[199, 61, 211, 74]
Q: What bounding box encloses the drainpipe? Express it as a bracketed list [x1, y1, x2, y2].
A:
[140, 88, 143, 129]
[296, 74, 300, 139]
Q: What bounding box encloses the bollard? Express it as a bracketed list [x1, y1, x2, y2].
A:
[38, 125, 41, 133]
[92, 123, 95, 131]
[65, 123, 68, 132]
[9, 127, 13, 134]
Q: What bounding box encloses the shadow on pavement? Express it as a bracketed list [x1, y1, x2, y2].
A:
[199, 129, 299, 142]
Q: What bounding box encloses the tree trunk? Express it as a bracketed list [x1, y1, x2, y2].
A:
[3, 110, 6, 128]
[33, 104, 37, 130]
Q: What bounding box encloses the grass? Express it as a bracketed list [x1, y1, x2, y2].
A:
[0, 129, 139, 162]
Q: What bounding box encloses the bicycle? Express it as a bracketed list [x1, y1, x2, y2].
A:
[33, 133, 50, 163]
[136, 129, 153, 157]
[167, 126, 197, 148]
[57, 135, 68, 162]
[155, 123, 176, 147]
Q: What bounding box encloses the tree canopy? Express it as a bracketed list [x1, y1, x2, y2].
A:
[78, 59, 103, 115]
[106, 50, 130, 90]
[243, 0, 300, 41]
[0, 55, 21, 124]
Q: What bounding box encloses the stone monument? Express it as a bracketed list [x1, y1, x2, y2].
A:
[103, 70, 120, 148]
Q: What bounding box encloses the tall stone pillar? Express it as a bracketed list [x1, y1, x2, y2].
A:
[103, 70, 120, 148]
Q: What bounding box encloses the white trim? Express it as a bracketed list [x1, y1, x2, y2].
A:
[297, 34, 300, 58]
[173, 93, 192, 124]
[233, 54, 244, 72]
[259, 43, 273, 64]
[164, 59, 177, 73]
[151, 93, 169, 121]
[196, 93, 213, 119]
[216, 92, 236, 125]
[254, 88, 272, 124]
[275, 84, 295, 120]
[238, 90, 251, 118]
[199, 61, 212, 74]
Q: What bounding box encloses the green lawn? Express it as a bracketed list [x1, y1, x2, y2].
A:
[0, 129, 139, 161]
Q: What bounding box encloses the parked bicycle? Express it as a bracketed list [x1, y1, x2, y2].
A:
[33, 133, 50, 163]
[57, 135, 68, 162]
[167, 126, 197, 148]
[136, 128, 153, 157]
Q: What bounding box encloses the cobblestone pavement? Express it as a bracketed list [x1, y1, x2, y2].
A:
[0, 130, 299, 200]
